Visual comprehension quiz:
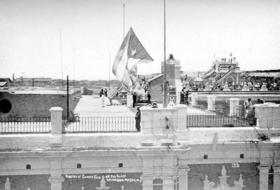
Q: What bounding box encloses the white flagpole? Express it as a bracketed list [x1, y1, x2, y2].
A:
[123, 0, 126, 39]
[59, 26, 64, 87]
[109, 52, 111, 90]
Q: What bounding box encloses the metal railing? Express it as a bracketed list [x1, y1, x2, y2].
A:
[186, 109, 256, 127]
[0, 117, 51, 134]
[64, 116, 137, 133]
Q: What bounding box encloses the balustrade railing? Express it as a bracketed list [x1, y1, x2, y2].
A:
[0, 117, 51, 134]
[186, 112, 254, 128]
[64, 116, 137, 133]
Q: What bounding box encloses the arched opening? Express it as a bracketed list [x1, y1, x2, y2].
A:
[0, 99, 12, 113]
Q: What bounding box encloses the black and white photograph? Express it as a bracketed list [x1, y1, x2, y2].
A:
[1, 0, 280, 189]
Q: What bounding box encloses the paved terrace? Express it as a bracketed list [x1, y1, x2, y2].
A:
[74, 95, 135, 116]
[74, 95, 213, 116]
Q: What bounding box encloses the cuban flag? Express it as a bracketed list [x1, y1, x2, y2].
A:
[112, 27, 153, 90]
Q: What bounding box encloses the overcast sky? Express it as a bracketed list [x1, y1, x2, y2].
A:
[1, 0, 280, 80]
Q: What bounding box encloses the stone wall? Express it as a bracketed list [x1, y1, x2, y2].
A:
[0, 92, 79, 118]
[0, 175, 51, 190]
[189, 163, 260, 190]
[63, 173, 142, 190]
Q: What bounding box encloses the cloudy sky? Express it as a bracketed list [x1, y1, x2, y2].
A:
[1, 0, 280, 80]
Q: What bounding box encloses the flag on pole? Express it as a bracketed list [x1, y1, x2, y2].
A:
[112, 27, 153, 90]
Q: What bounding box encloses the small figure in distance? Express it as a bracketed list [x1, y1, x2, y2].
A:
[100, 88, 105, 107]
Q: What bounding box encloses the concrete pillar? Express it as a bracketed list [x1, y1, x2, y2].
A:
[48, 159, 64, 190]
[127, 94, 133, 107]
[142, 157, 154, 190]
[162, 176, 174, 190]
[50, 107, 63, 146]
[191, 93, 198, 107]
[255, 103, 280, 129]
[140, 107, 154, 135]
[273, 165, 280, 190]
[50, 107, 63, 135]
[229, 98, 240, 117]
[178, 166, 190, 190]
[48, 176, 64, 190]
[140, 107, 176, 136]
[174, 105, 188, 131]
[141, 175, 153, 190]
[207, 95, 216, 111]
[258, 165, 270, 190]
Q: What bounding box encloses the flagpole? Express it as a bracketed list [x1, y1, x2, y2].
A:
[109, 52, 111, 90]
[163, 0, 167, 108]
[59, 26, 63, 87]
[59, 26, 64, 87]
[123, 0, 126, 39]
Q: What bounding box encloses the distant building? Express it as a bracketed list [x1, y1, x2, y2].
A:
[147, 54, 182, 103]
[203, 53, 241, 86]
[14, 77, 52, 87]
[0, 78, 12, 90]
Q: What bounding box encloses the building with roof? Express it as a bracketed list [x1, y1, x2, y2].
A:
[0, 78, 12, 90]
[147, 54, 182, 103]
[203, 54, 242, 87]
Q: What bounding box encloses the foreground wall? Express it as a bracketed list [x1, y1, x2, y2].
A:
[0, 104, 279, 190]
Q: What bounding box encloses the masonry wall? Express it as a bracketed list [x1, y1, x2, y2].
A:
[63, 173, 142, 190]
[0, 92, 79, 118]
[0, 175, 51, 190]
[189, 163, 260, 190]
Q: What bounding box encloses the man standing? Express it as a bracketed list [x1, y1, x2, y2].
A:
[99, 88, 105, 107]
[135, 107, 141, 132]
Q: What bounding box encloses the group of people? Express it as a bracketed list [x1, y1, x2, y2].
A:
[180, 87, 190, 105]
[244, 77, 280, 91]
[243, 98, 265, 126]
[99, 88, 110, 107]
